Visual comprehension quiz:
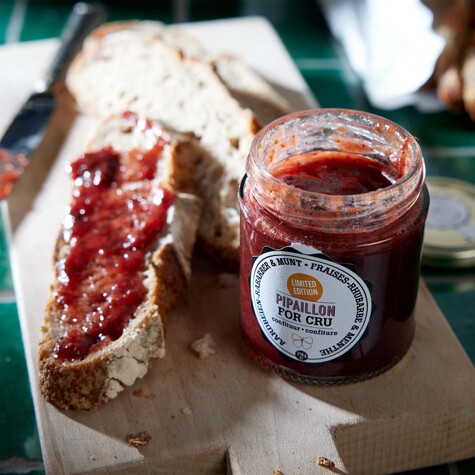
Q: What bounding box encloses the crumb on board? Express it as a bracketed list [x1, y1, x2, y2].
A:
[127, 431, 152, 448]
[273, 469, 284, 475]
[181, 406, 192, 416]
[218, 272, 237, 288]
[191, 333, 216, 359]
[316, 456, 335, 468]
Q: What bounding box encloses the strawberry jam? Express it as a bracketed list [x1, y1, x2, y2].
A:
[53, 115, 173, 361]
[239, 109, 429, 384]
[0, 149, 29, 200]
[271, 151, 397, 195]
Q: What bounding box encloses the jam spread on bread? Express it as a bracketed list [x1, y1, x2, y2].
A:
[53, 118, 173, 360]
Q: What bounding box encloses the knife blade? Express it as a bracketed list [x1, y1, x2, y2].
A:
[0, 2, 107, 200]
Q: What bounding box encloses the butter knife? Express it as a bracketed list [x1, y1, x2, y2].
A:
[0, 2, 106, 200]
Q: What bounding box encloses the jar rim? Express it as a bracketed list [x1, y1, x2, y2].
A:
[247, 108, 425, 230]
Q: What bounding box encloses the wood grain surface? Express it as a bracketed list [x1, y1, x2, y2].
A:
[2, 18, 475, 475]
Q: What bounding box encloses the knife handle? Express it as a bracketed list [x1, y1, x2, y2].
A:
[39, 2, 107, 92]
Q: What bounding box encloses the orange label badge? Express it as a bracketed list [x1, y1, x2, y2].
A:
[287, 273, 323, 302]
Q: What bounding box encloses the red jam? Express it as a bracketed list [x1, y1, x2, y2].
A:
[239, 109, 429, 384]
[270, 151, 396, 195]
[0, 149, 29, 200]
[53, 116, 173, 361]
[118, 111, 170, 182]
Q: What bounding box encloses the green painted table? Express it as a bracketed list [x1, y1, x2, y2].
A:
[0, 1, 474, 474]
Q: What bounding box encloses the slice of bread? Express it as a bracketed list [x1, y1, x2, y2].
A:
[66, 22, 293, 268]
[76, 20, 294, 121]
[212, 54, 293, 126]
[39, 114, 202, 410]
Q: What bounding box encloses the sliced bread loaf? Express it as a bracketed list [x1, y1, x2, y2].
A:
[76, 19, 294, 121]
[39, 114, 201, 410]
[66, 22, 292, 268]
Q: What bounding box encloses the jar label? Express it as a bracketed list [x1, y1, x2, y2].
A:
[250, 244, 372, 363]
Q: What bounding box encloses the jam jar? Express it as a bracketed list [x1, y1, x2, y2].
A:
[239, 109, 429, 384]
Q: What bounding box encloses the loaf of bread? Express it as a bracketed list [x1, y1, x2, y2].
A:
[66, 21, 292, 268]
[39, 113, 202, 410]
[432, 0, 470, 109]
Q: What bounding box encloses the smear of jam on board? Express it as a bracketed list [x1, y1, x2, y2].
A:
[0, 149, 29, 200]
[270, 151, 397, 195]
[54, 113, 173, 360]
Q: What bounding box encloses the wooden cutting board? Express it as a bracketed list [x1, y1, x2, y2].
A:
[2, 17, 475, 475]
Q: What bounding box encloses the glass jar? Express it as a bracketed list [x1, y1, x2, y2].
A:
[239, 109, 429, 384]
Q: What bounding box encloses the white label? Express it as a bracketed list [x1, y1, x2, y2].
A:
[250, 246, 372, 363]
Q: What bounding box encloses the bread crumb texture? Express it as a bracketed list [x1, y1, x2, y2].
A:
[316, 456, 335, 468]
[127, 431, 152, 448]
[191, 333, 216, 359]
